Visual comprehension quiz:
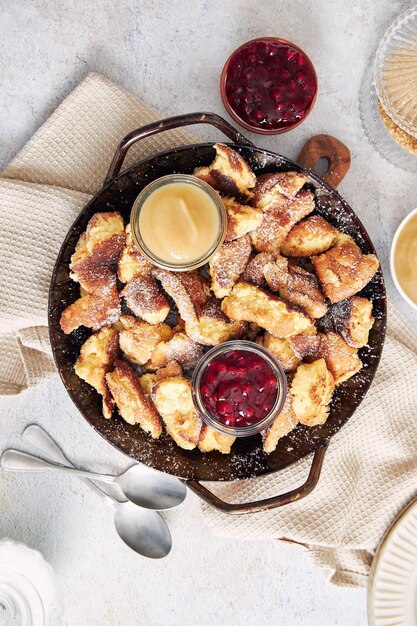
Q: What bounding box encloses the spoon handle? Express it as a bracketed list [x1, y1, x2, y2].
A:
[23, 425, 72, 466]
[1, 449, 117, 485]
[22, 425, 119, 506]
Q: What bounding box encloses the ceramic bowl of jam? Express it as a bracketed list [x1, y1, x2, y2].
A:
[191, 340, 287, 437]
[220, 37, 318, 135]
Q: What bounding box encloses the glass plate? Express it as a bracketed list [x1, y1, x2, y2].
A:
[374, 6, 417, 138]
[359, 62, 417, 172]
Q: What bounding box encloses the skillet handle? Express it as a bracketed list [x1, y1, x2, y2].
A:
[186, 444, 328, 515]
[298, 134, 351, 188]
[104, 112, 255, 184]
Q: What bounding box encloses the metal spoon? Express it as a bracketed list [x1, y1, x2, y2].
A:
[7, 425, 171, 559]
[1, 444, 186, 511]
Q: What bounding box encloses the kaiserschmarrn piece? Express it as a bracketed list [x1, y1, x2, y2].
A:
[252, 171, 308, 209]
[312, 241, 379, 303]
[242, 252, 275, 288]
[198, 424, 236, 454]
[139, 362, 183, 396]
[223, 196, 263, 242]
[264, 256, 328, 318]
[138, 372, 157, 397]
[174, 270, 209, 309]
[121, 275, 170, 324]
[281, 215, 338, 257]
[257, 333, 301, 372]
[117, 315, 173, 365]
[118, 224, 153, 283]
[319, 332, 362, 384]
[60, 268, 121, 334]
[152, 268, 198, 323]
[150, 331, 204, 371]
[194, 143, 256, 201]
[291, 359, 335, 426]
[61, 212, 126, 334]
[209, 235, 252, 299]
[154, 361, 183, 381]
[290, 330, 321, 361]
[185, 298, 247, 346]
[74, 327, 119, 419]
[221, 282, 313, 338]
[70, 212, 125, 288]
[326, 297, 374, 348]
[250, 189, 315, 256]
[262, 390, 298, 453]
[106, 360, 162, 438]
[152, 376, 202, 450]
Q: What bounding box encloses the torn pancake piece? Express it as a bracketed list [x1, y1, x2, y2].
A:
[185, 298, 247, 346]
[194, 143, 256, 201]
[252, 171, 308, 209]
[74, 326, 119, 419]
[223, 196, 263, 241]
[209, 235, 252, 299]
[319, 332, 362, 384]
[106, 360, 162, 438]
[152, 376, 202, 450]
[291, 359, 335, 426]
[250, 189, 315, 256]
[117, 315, 173, 365]
[198, 424, 236, 454]
[281, 215, 338, 257]
[150, 331, 204, 371]
[121, 275, 170, 324]
[70, 212, 125, 288]
[262, 390, 298, 453]
[221, 281, 313, 338]
[257, 333, 301, 372]
[312, 241, 379, 303]
[118, 224, 153, 283]
[264, 256, 327, 318]
[242, 252, 275, 288]
[60, 268, 121, 334]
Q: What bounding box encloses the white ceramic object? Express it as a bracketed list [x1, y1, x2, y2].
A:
[0, 539, 63, 625]
[390, 206, 417, 312]
[368, 498, 417, 626]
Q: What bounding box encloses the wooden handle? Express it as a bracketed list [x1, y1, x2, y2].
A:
[298, 134, 351, 189]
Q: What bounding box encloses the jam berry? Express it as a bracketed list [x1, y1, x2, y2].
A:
[224, 39, 317, 131]
[200, 349, 278, 427]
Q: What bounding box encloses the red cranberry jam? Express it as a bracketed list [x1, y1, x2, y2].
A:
[223, 39, 317, 132]
[200, 349, 278, 427]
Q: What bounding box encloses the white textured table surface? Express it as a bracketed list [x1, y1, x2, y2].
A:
[1, 1, 417, 625]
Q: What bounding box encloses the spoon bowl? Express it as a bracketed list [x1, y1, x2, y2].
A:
[117, 464, 186, 511]
[113, 501, 171, 559]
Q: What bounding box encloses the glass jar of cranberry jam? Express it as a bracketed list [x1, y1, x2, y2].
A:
[191, 340, 287, 437]
[220, 37, 318, 134]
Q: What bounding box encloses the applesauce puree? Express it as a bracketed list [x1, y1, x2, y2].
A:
[394, 212, 417, 304]
[138, 182, 220, 264]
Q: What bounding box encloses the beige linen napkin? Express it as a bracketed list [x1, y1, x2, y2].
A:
[0, 72, 194, 394]
[1, 71, 416, 588]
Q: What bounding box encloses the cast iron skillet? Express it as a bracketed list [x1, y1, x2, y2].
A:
[49, 113, 386, 514]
